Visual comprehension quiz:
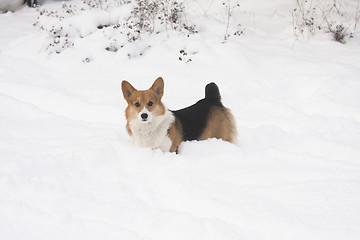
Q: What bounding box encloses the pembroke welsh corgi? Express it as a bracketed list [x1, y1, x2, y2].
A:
[121, 77, 237, 153]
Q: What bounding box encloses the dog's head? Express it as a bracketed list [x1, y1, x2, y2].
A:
[121, 77, 166, 124]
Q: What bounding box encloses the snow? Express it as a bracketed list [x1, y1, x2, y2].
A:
[1, 0, 360, 239]
[0, 0, 23, 13]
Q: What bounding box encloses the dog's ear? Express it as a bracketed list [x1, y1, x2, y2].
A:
[121, 80, 137, 102]
[150, 77, 164, 98]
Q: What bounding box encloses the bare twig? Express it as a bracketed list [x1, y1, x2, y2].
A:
[355, 0, 360, 31]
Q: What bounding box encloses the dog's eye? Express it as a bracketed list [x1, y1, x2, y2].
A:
[148, 101, 153, 106]
[135, 102, 140, 108]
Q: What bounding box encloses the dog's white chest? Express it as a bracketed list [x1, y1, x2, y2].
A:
[129, 110, 174, 152]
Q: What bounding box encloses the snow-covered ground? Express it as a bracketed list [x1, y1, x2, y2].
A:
[1, 0, 360, 239]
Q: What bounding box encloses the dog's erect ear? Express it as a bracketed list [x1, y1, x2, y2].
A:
[122, 80, 137, 102]
[150, 77, 164, 98]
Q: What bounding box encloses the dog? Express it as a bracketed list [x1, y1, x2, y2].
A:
[121, 77, 237, 153]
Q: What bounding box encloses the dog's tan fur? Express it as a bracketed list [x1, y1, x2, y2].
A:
[199, 106, 237, 143]
[167, 117, 183, 153]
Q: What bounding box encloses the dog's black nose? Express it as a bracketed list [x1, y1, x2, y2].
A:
[141, 113, 148, 120]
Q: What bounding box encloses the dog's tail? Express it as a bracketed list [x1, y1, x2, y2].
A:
[205, 82, 222, 103]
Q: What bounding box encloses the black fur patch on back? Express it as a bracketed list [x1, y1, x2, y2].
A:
[171, 83, 223, 141]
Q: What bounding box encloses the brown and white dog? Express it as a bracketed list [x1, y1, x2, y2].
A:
[121, 77, 237, 153]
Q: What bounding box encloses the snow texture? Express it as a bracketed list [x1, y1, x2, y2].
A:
[1, 0, 360, 239]
[0, 0, 23, 12]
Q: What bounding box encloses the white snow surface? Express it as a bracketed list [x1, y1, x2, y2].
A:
[1, 0, 360, 239]
[0, 0, 23, 12]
